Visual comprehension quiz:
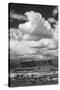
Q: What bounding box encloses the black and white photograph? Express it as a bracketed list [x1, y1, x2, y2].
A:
[8, 3, 58, 87]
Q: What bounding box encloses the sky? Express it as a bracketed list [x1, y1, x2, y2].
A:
[9, 3, 58, 60]
[9, 3, 58, 28]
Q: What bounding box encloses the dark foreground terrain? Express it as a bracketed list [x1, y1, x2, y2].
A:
[9, 58, 58, 87]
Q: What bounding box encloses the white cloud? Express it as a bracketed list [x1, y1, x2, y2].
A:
[29, 38, 57, 49]
[52, 7, 58, 16]
[10, 40, 37, 55]
[10, 28, 23, 41]
[10, 11, 58, 59]
[10, 38, 57, 57]
[42, 49, 58, 57]
[18, 11, 53, 39]
[10, 12, 29, 21]
[22, 34, 31, 40]
[48, 18, 56, 23]
[53, 22, 58, 42]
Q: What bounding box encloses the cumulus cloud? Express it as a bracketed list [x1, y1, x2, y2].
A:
[10, 40, 37, 55]
[29, 39, 57, 49]
[18, 11, 53, 39]
[10, 28, 23, 41]
[48, 18, 56, 23]
[10, 38, 57, 58]
[10, 11, 58, 59]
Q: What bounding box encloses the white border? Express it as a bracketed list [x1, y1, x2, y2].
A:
[0, 0, 60, 89]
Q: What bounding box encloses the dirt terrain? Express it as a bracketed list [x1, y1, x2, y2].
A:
[9, 58, 58, 87]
